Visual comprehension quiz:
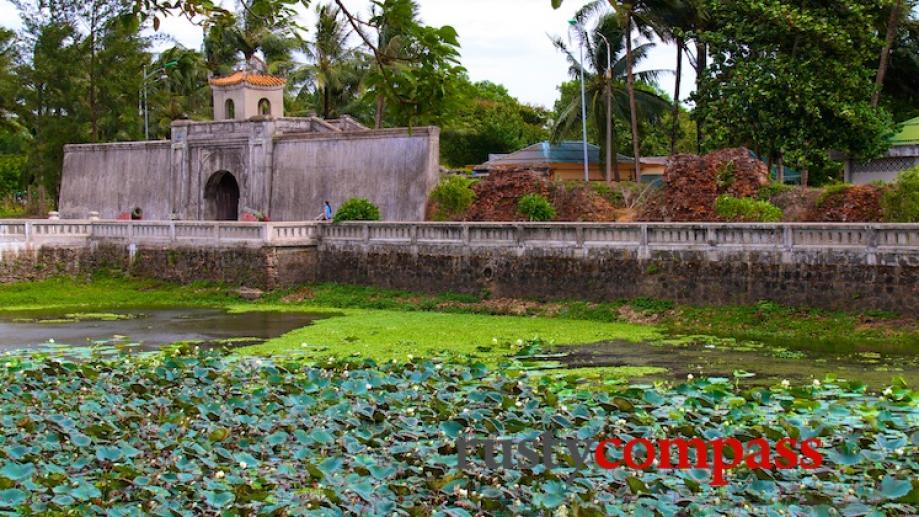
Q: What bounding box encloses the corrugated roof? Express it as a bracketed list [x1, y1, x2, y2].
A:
[480, 141, 635, 168]
[209, 71, 286, 88]
[893, 116, 919, 146]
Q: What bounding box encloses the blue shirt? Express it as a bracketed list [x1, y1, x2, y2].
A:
[324, 204, 333, 220]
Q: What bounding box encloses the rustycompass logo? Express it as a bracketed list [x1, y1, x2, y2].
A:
[458, 431, 824, 487]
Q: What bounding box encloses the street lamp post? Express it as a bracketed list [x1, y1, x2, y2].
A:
[569, 19, 590, 183]
[141, 60, 178, 140]
[596, 32, 614, 183]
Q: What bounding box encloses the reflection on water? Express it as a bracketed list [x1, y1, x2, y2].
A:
[0, 309, 323, 352]
[561, 338, 919, 388]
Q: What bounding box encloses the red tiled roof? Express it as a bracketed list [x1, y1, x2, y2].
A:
[209, 71, 286, 88]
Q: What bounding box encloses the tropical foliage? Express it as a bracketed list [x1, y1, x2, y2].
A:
[429, 174, 477, 221]
[0, 349, 914, 514]
[334, 197, 381, 222]
[518, 193, 556, 221]
[881, 166, 919, 222]
[551, 2, 669, 180]
[440, 81, 549, 167]
[715, 195, 783, 223]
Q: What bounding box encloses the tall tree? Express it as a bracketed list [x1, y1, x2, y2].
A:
[13, 14, 87, 197]
[203, 0, 300, 74]
[551, 8, 668, 181]
[880, 15, 919, 120]
[13, 0, 149, 197]
[440, 79, 549, 167]
[872, 0, 911, 107]
[296, 3, 367, 119]
[694, 0, 895, 187]
[335, 0, 465, 128]
[147, 47, 211, 138]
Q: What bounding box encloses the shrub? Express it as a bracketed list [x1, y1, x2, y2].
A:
[517, 194, 556, 222]
[334, 198, 381, 223]
[757, 182, 795, 201]
[815, 182, 852, 208]
[714, 195, 783, 222]
[430, 174, 477, 221]
[588, 182, 625, 207]
[881, 166, 919, 222]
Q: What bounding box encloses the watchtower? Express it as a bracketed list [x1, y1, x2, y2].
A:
[209, 57, 285, 120]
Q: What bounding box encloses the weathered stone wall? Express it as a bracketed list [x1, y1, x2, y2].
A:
[4, 221, 919, 316]
[272, 128, 440, 221]
[315, 244, 919, 315]
[60, 142, 173, 220]
[0, 243, 317, 290]
[59, 120, 440, 222]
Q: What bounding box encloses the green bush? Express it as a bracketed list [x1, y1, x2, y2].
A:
[714, 195, 783, 222]
[756, 182, 795, 201]
[881, 167, 919, 222]
[588, 182, 625, 207]
[517, 194, 556, 222]
[815, 182, 852, 208]
[333, 198, 381, 223]
[430, 174, 477, 221]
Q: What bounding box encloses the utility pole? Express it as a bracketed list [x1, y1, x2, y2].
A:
[570, 19, 590, 183]
[141, 60, 179, 140]
[597, 32, 613, 183]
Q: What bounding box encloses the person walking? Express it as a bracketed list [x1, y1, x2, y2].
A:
[322, 200, 333, 221]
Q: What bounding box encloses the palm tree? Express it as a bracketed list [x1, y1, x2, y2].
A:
[148, 47, 211, 136]
[290, 3, 368, 119]
[552, 8, 668, 182]
[203, 0, 299, 75]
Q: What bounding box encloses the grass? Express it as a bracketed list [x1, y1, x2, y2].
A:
[237, 307, 659, 363]
[2, 277, 916, 362]
[0, 275, 234, 312]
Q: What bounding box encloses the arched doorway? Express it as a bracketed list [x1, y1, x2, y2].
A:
[204, 171, 240, 221]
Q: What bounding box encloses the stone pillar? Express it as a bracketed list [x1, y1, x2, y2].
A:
[170, 122, 191, 220]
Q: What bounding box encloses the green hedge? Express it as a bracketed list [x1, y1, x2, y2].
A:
[715, 195, 783, 222]
[517, 193, 556, 222]
[333, 198, 381, 223]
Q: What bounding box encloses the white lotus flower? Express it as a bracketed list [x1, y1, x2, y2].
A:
[687, 374, 694, 381]
[781, 379, 791, 388]
[239, 461, 248, 469]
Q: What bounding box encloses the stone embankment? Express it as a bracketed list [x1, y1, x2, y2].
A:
[2, 220, 918, 315]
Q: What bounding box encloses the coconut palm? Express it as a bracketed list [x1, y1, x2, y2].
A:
[148, 47, 211, 136]
[552, 7, 668, 182]
[294, 3, 367, 119]
[203, 0, 299, 75]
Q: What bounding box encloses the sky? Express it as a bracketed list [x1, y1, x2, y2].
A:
[0, 0, 697, 109]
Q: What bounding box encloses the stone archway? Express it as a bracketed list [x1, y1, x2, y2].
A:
[204, 171, 240, 221]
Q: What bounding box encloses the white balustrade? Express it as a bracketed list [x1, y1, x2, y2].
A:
[0, 221, 917, 259]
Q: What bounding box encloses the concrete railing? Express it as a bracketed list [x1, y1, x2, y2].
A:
[3, 220, 919, 257]
[0, 220, 320, 248]
[322, 222, 919, 261]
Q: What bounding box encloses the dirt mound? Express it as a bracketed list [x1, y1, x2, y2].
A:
[548, 183, 620, 222]
[466, 170, 549, 221]
[708, 148, 770, 199]
[771, 189, 822, 222]
[807, 185, 883, 222]
[464, 170, 619, 222]
[663, 154, 717, 221]
[657, 148, 769, 222]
